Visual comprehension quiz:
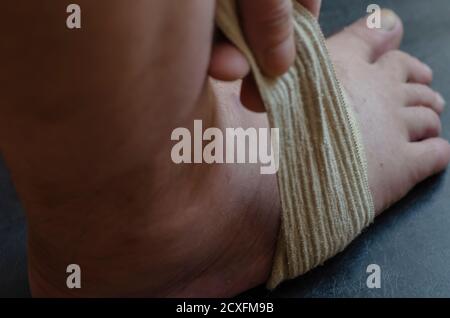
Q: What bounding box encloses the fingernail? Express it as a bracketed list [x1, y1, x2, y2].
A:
[381, 9, 399, 31]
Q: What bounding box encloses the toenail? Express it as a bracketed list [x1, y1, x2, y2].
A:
[437, 93, 446, 106]
[381, 9, 398, 31]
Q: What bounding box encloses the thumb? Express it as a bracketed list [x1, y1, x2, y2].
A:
[239, 0, 296, 77]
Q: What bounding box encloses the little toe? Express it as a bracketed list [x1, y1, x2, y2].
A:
[406, 138, 450, 185]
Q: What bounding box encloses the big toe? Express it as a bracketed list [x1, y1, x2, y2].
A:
[328, 9, 404, 63]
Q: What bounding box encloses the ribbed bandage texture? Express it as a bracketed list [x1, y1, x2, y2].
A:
[216, 0, 375, 289]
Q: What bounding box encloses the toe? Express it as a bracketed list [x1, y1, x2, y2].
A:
[403, 84, 445, 114]
[328, 9, 403, 63]
[377, 51, 433, 84]
[403, 106, 442, 142]
[407, 138, 450, 185]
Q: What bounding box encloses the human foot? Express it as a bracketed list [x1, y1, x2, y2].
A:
[27, 9, 450, 298]
[200, 9, 450, 295]
[326, 9, 450, 214]
[168, 9, 450, 295]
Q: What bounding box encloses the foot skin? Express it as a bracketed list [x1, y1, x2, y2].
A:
[192, 10, 450, 294]
[29, 12, 450, 297]
[326, 10, 450, 214]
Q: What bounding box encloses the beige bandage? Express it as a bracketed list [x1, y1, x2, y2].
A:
[216, 1, 375, 289]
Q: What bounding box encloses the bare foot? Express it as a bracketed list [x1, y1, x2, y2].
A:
[28, 11, 450, 297]
[185, 10, 450, 295]
[326, 10, 450, 214]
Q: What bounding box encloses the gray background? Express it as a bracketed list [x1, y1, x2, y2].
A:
[1, 0, 450, 298]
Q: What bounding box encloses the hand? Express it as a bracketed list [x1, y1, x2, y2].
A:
[209, 0, 322, 111]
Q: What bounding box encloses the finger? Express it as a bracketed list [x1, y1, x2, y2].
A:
[240, 74, 266, 113]
[239, 0, 295, 77]
[208, 40, 250, 81]
[297, 0, 322, 18]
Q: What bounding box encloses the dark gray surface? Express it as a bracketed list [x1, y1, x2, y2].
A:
[1, 0, 450, 298]
[271, 0, 450, 298]
[0, 155, 29, 297]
